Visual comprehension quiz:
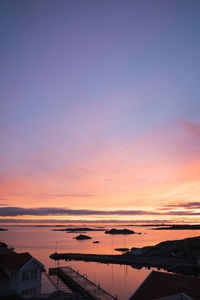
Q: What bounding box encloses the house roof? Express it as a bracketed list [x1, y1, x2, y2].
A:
[0, 268, 9, 279]
[0, 248, 16, 256]
[0, 252, 33, 269]
[154, 293, 193, 300]
[130, 271, 200, 300]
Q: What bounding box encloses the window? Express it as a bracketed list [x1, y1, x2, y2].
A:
[22, 268, 37, 281]
[21, 288, 36, 295]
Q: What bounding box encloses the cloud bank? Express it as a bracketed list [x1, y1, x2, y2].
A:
[0, 218, 172, 224]
[163, 202, 200, 209]
[0, 206, 199, 217]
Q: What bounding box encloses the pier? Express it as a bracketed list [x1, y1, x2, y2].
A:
[49, 267, 118, 300]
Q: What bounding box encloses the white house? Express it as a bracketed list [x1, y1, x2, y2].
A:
[0, 252, 45, 297]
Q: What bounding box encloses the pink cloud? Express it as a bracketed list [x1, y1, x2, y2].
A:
[180, 120, 200, 137]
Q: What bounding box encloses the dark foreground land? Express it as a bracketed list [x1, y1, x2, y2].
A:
[50, 236, 200, 276]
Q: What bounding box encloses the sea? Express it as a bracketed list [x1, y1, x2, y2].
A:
[1, 224, 200, 300]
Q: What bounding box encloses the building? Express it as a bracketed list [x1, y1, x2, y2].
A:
[154, 293, 194, 300]
[0, 252, 45, 297]
[129, 271, 200, 300]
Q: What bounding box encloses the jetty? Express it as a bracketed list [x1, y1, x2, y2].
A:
[49, 266, 118, 300]
[50, 253, 199, 275]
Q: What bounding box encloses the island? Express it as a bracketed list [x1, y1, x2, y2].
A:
[53, 227, 104, 232]
[105, 228, 135, 234]
[73, 234, 92, 240]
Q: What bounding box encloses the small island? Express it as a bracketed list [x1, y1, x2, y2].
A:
[105, 228, 135, 234]
[74, 234, 92, 240]
[0, 228, 8, 231]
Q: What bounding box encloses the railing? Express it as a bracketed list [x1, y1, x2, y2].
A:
[51, 266, 118, 300]
[63, 266, 118, 299]
[44, 271, 60, 290]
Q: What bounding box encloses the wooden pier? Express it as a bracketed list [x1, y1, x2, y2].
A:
[49, 267, 118, 300]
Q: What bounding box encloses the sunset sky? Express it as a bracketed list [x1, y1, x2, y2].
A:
[1, 0, 200, 224]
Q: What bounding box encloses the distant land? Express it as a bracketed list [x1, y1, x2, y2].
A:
[105, 228, 135, 234]
[53, 227, 105, 232]
[154, 225, 200, 230]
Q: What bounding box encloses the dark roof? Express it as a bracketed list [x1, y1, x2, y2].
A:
[0, 268, 9, 279]
[130, 271, 200, 300]
[0, 252, 32, 269]
[185, 289, 200, 300]
[0, 248, 16, 256]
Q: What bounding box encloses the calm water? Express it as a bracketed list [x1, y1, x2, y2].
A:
[1, 225, 200, 299]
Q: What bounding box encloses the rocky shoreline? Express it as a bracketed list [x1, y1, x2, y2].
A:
[50, 236, 200, 276]
[137, 235, 200, 259]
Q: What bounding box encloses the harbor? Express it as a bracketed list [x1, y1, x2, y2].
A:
[49, 266, 118, 300]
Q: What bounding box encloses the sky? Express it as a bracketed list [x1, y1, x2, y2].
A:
[0, 0, 200, 224]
